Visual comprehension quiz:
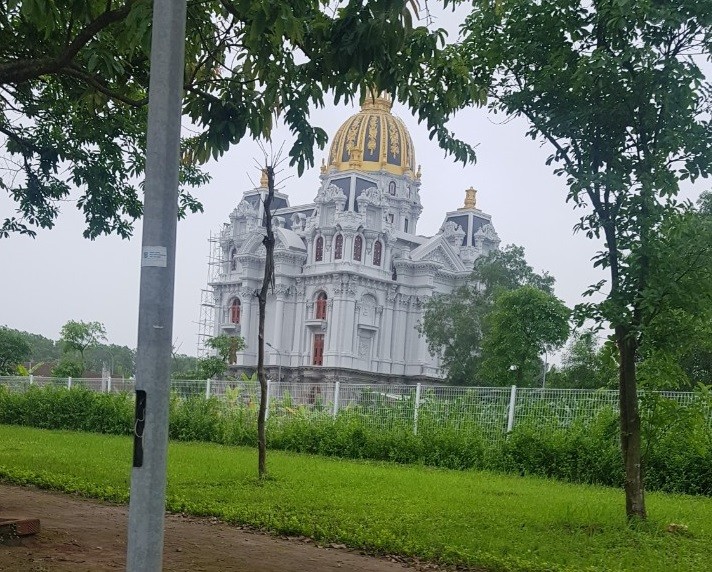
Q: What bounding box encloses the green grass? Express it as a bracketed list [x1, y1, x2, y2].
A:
[1, 425, 711, 572]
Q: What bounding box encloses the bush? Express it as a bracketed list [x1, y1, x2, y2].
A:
[1, 385, 710, 496]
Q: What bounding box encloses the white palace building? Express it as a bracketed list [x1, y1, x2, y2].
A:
[207, 95, 500, 383]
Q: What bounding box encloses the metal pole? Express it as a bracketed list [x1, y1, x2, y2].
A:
[506, 385, 517, 433]
[126, 1, 187, 570]
[413, 383, 422, 436]
[332, 380, 340, 418]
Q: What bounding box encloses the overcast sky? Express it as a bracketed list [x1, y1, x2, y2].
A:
[0, 7, 708, 356]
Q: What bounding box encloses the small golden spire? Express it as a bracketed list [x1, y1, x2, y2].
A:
[460, 187, 477, 210]
[320, 158, 327, 174]
[260, 169, 268, 188]
[361, 89, 393, 113]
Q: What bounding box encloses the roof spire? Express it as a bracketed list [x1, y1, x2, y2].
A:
[460, 187, 477, 210]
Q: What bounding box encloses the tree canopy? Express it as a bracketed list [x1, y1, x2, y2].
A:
[480, 286, 570, 386]
[460, 0, 712, 518]
[59, 320, 107, 361]
[419, 245, 566, 385]
[1, 0, 484, 238]
[0, 326, 32, 374]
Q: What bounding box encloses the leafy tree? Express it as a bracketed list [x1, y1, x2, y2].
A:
[480, 286, 570, 386]
[171, 352, 200, 377]
[85, 343, 136, 377]
[461, 0, 712, 518]
[0, 326, 32, 374]
[420, 245, 556, 385]
[206, 334, 245, 366]
[1, 0, 484, 238]
[51, 354, 85, 378]
[637, 195, 712, 389]
[474, 245, 555, 297]
[420, 283, 487, 385]
[59, 320, 107, 364]
[548, 329, 617, 389]
[0, 328, 61, 363]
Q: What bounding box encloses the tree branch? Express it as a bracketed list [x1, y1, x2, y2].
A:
[62, 65, 148, 108]
[0, 0, 137, 86]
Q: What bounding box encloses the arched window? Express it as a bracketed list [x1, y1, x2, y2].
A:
[388, 181, 396, 196]
[315, 292, 327, 320]
[229, 298, 241, 324]
[353, 235, 363, 261]
[315, 236, 324, 262]
[334, 233, 343, 260]
[373, 240, 382, 266]
[229, 247, 237, 271]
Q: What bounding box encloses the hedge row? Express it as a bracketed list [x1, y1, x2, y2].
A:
[1, 386, 710, 495]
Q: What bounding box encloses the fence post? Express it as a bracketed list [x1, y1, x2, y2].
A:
[205, 378, 211, 399]
[332, 381, 340, 418]
[506, 385, 517, 433]
[29, 375, 34, 386]
[107, 376, 112, 393]
[264, 379, 271, 421]
[67, 377, 72, 390]
[413, 382, 422, 436]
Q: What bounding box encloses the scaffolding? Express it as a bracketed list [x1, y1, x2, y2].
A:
[195, 230, 226, 357]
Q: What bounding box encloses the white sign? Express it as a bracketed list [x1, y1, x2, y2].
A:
[141, 246, 168, 267]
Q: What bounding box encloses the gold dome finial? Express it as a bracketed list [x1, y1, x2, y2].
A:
[320, 157, 327, 174]
[461, 187, 477, 210]
[361, 90, 393, 113]
[260, 168, 269, 188]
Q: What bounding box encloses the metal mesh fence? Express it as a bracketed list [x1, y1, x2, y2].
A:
[1, 376, 709, 438]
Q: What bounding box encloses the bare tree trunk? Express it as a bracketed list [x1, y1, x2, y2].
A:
[616, 325, 646, 519]
[256, 166, 275, 480]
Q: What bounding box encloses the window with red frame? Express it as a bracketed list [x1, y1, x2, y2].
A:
[313, 334, 324, 366]
[229, 298, 241, 324]
[315, 236, 324, 261]
[373, 240, 382, 266]
[315, 292, 327, 319]
[353, 235, 363, 261]
[334, 233, 343, 259]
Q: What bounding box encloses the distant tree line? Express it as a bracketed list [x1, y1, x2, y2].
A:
[0, 322, 200, 378]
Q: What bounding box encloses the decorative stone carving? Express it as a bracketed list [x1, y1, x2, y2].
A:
[441, 220, 466, 248]
[386, 286, 398, 303]
[356, 186, 384, 207]
[336, 210, 362, 231]
[424, 246, 457, 272]
[274, 284, 291, 298]
[358, 336, 370, 358]
[235, 199, 258, 218]
[238, 286, 255, 298]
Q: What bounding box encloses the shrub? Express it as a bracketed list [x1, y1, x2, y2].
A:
[1, 385, 710, 496]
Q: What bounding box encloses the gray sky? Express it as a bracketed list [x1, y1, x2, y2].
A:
[0, 6, 708, 355]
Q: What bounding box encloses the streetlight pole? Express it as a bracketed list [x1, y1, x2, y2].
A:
[265, 342, 282, 383]
[126, 1, 187, 570]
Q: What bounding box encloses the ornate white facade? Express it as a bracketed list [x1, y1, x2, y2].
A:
[209, 95, 499, 382]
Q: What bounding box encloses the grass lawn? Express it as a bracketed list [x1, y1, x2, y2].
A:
[0, 425, 710, 572]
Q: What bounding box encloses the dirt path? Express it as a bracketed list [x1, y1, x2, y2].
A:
[0, 484, 419, 572]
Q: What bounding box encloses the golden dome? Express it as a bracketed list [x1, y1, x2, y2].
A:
[328, 94, 416, 176]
